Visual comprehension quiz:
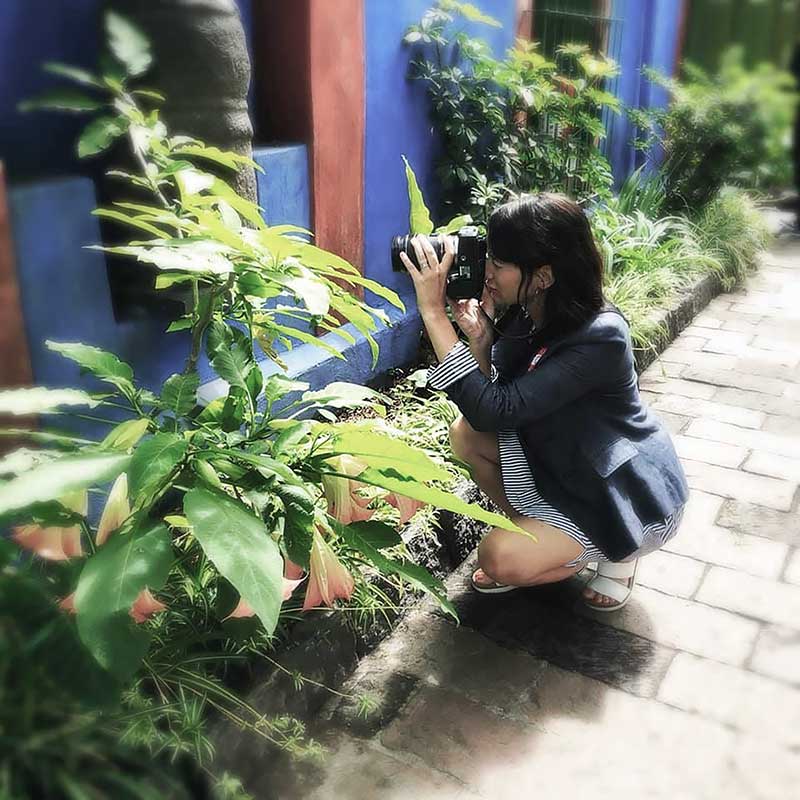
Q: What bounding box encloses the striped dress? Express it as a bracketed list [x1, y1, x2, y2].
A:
[428, 340, 684, 567]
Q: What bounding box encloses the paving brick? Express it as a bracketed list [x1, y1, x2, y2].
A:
[752, 334, 800, 352]
[679, 366, 789, 396]
[696, 566, 800, 630]
[703, 336, 799, 369]
[381, 672, 779, 800]
[762, 414, 800, 437]
[674, 434, 746, 468]
[730, 302, 800, 322]
[637, 376, 717, 400]
[307, 735, 473, 800]
[663, 519, 788, 580]
[684, 417, 800, 460]
[636, 549, 706, 598]
[681, 458, 796, 511]
[720, 316, 764, 333]
[439, 559, 675, 700]
[734, 354, 800, 381]
[687, 313, 723, 329]
[658, 348, 738, 370]
[658, 652, 800, 748]
[717, 499, 800, 547]
[712, 386, 800, 419]
[706, 296, 734, 313]
[743, 450, 800, 483]
[682, 489, 725, 527]
[357, 612, 551, 724]
[652, 409, 690, 435]
[699, 329, 753, 354]
[650, 394, 764, 428]
[582, 585, 759, 666]
[750, 625, 800, 686]
[667, 335, 709, 352]
[785, 549, 800, 586]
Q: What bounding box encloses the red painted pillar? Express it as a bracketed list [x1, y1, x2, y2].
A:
[0, 162, 34, 452]
[253, 0, 365, 290]
[0, 162, 32, 391]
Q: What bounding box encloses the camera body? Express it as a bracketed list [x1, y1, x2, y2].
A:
[390, 226, 486, 299]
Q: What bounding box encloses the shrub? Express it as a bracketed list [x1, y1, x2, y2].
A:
[629, 47, 798, 213]
[404, 1, 619, 222]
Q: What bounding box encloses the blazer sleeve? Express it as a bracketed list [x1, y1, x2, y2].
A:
[427, 328, 627, 432]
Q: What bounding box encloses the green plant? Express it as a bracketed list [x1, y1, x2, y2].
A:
[404, 1, 619, 222]
[692, 187, 771, 289]
[591, 204, 722, 353]
[629, 47, 798, 213]
[3, 11, 529, 794]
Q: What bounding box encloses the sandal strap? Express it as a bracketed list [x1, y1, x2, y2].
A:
[596, 559, 638, 579]
[586, 575, 633, 604]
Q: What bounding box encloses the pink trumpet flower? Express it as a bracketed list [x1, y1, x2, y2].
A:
[59, 593, 77, 614]
[12, 490, 87, 561]
[223, 560, 308, 621]
[322, 455, 375, 524]
[130, 589, 168, 623]
[302, 529, 355, 611]
[386, 492, 426, 524]
[96, 473, 130, 546]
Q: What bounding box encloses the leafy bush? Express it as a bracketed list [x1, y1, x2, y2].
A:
[404, 1, 620, 222]
[629, 47, 798, 213]
[3, 12, 527, 795]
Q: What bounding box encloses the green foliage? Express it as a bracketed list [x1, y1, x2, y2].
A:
[404, 3, 619, 221]
[692, 188, 771, 289]
[3, 13, 532, 793]
[591, 204, 723, 352]
[630, 47, 798, 213]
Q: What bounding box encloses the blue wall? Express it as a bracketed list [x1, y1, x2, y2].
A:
[608, 0, 684, 186]
[362, 0, 517, 309]
[0, 0, 101, 181]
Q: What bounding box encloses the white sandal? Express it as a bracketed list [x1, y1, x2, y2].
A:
[470, 568, 519, 594]
[583, 559, 638, 612]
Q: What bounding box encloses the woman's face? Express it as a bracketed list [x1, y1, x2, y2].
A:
[484, 254, 526, 307]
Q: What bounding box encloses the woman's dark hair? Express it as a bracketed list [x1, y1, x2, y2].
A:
[487, 193, 605, 340]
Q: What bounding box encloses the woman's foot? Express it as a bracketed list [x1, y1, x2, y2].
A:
[582, 559, 638, 611]
[470, 568, 518, 594]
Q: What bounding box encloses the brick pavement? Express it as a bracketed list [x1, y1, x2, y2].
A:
[286, 234, 800, 800]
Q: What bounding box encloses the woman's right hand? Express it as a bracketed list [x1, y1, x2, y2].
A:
[448, 288, 496, 348]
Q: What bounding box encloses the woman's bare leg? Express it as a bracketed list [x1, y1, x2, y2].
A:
[449, 415, 596, 588]
[449, 415, 516, 517]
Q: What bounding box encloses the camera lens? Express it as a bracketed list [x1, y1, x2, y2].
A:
[390, 234, 446, 272]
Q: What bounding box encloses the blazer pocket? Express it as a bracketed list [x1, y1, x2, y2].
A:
[585, 437, 638, 478]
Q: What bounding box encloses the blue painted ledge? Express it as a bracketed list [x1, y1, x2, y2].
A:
[198, 293, 422, 406]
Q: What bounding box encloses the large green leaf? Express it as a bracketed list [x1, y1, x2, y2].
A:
[206, 321, 253, 389]
[298, 383, 386, 412]
[0, 452, 130, 516]
[78, 115, 129, 157]
[161, 372, 200, 417]
[172, 143, 261, 172]
[402, 155, 434, 235]
[274, 483, 316, 568]
[184, 488, 283, 634]
[128, 434, 188, 509]
[106, 10, 152, 77]
[435, 214, 473, 235]
[75, 520, 172, 680]
[45, 341, 135, 396]
[18, 87, 103, 113]
[331, 466, 530, 537]
[0, 387, 98, 416]
[334, 520, 456, 620]
[43, 61, 104, 89]
[439, 0, 502, 26]
[324, 429, 452, 483]
[100, 417, 150, 451]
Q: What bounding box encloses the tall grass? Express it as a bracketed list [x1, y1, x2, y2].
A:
[692, 188, 771, 289]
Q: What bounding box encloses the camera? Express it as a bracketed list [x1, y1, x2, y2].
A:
[390, 226, 487, 299]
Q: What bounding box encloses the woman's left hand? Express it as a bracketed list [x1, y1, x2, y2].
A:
[398, 235, 455, 319]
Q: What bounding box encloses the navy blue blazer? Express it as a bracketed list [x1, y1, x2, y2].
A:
[434, 304, 689, 561]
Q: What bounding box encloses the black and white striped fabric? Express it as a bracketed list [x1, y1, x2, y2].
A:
[428, 341, 684, 566]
